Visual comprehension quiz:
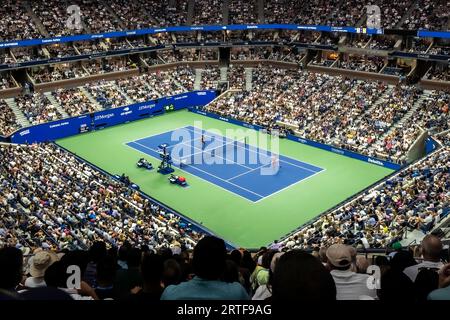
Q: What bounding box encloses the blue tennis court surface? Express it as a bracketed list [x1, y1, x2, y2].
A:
[125, 126, 324, 202]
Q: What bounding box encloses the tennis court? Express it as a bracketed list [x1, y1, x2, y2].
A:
[125, 126, 324, 202]
[57, 110, 394, 248]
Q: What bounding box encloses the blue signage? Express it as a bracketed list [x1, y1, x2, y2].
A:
[10, 90, 217, 144]
[0, 24, 384, 49]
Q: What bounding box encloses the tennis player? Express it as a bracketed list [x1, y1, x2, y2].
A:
[201, 134, 206, 149]
[271, 155, 280, 173]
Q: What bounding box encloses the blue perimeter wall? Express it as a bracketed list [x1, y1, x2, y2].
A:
[9, 90, 217, 144]
[188, 108, 403, 171]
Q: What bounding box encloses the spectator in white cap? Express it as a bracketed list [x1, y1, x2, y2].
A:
[326, 244, 377, 300]
[25, 251, 59, 288]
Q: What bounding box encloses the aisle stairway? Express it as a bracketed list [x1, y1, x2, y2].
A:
[245, 68, 253, 91]
[44, 92, 69, 118]
[79, 87, 102, 109]
[194, 69, 202, 90]
[113, 83, 135, 104]
[4, 98, 31, 127]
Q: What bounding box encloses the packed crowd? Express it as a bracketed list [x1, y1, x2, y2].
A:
[374, 91, 450, 160]
[84, 59, 136, 75]
[115, 76, 160, 103]
[205, 66, 432, 163]
[193, 0, 223, 25]
[0, 100, 19, 136]
[0, 1, 42, 41]
[230, 47, 304, 63]
[45, 44, 79, 59]
[428, 66, 450, 82]
[10, 47, 45, 63]
[200, 66, 220, 90]
[297, 80, 388, 147]
[1, 231, 449, 300]
[109, 0, 155, 30]
[85, 81, 128, 110]
[31, 0, 79, 37]
[171, 66, 195, 91]
[158, 49, 199, 63]
[337, 56, 385, 73]
[15, 93, 62, 125]
[0, 73, 16, 90]
[142, 69, 189, 96]
[1, 0, 449, 46]
[52, 88, 102, 117]
[33, 65, 89, 84]
[283, 144, 449, 249]
[368, 37, 397, 51]
[0, 143, 201, 253]
[229, 0, 258, 25]
[403, 0, 450, 30]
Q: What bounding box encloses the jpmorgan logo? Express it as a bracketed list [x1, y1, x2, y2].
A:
[94, 113, 114, 121]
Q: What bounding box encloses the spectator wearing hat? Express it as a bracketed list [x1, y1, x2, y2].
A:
[403, 235, 444, 283]
[161, 236, 249, 300]
[25, 251, 59, 288]
[326, 244, 377, 300]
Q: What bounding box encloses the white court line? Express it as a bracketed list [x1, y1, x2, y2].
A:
[123, 125, 190, 145]
[185, 127, 323, 174]
[254, 169, 327, 203]
[124, 141, 261, 203]
[178, 141, 253, 170]
[227, 163, 269, 181]
[125, 125, 325, 202]
[126, 141, 265, 200]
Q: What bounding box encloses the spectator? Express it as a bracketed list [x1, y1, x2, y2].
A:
[162, 259, 183, 287]
[161, 236, 249, 300]
[271, 250, 336, 301]
[250, 250, 277, 292]
[84, 241, 108, 287]
[253, 252, 284, 300]
[403, 235, 444, 282]
[414, 268, 439, 301]
[94, 256, 117, 300]
[0, 247, 23, 293]
[25, 251, 59, 288]
[114, 248, 143, 298]
[326, 244, 377, 300]
[126, 253, 164, 301]
[428, 264, 450, 300]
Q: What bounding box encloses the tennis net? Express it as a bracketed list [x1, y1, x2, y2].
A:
[175, 137, 247, 167]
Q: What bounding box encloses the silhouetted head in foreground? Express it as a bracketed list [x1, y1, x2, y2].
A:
[271, 250, 336, 301]
[193, 236, 227, 280]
